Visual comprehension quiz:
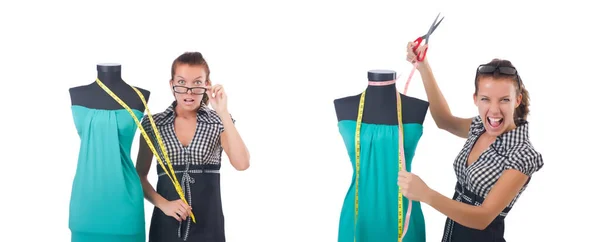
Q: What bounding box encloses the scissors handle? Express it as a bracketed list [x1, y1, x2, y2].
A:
[412, 37, 428, 62]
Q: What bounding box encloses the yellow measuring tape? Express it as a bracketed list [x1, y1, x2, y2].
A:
[96, 78, 196, 223]
[354, 91, 404, 242]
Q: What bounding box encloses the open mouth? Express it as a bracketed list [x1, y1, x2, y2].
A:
[183, 98, 195, 104]
[487, 117, 504, 129]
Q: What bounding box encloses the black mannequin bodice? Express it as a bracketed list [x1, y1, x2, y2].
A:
[334, 70, 429, 125]
[69, 64, 151, 112]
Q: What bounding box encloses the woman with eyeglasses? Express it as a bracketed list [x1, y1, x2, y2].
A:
[397, 43, 544, 241]
[135, 52, 250, 242]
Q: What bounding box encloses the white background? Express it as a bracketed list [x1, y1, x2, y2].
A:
[1, 0, 598, 241]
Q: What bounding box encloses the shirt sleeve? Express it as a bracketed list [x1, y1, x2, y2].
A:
[140, 115, 155, 137]
[139, 114, 160, 150]
[468, 116, 485, 137]
[140, 114, 150, 132]
[504, 144, 544, 176]
[218, 113, 235, 133]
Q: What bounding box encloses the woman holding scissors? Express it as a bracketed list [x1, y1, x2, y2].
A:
[398, 43, 544, 241]
[135, 51, 250, 242]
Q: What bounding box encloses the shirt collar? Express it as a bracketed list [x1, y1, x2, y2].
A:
[471, 116, 530, 155]
[154, 100, 210, 126]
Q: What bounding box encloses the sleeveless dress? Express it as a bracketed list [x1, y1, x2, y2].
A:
[337, 120, 427, 242]
[69, 105, 146, 242]
[142, 102, 234, 242]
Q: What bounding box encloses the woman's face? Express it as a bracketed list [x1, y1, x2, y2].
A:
[170, 64, 209, 112]
[473, 76, 522, 136]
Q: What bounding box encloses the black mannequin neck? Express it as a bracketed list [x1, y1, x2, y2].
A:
[365, 69, 399, 106]
[97, 64, 125, 86]
[365, 82, 398, 102]
[333, 69, 429, 125]
[69, 64, 151, 111]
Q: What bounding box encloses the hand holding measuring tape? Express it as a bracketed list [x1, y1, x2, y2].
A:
[391, 13, 444, 241]
[398, 170, 433, 203]
[158, 199, 193, 222]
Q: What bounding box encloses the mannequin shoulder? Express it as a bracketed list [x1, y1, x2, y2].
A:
[400, 94, 430, 124]
[68, 84, 94, 101]
[131, 86, 151, 99]
[333, 93, 361, 109]
[333, 94, 362, 122]
[400, 94, 429, 110]
[68, 83, 92, 95]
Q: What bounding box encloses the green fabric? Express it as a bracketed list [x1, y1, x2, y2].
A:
[337, 120, 426, 242]
[69, 105, 145, 242]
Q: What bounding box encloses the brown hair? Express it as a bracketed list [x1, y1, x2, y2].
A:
[170, 52, 211, 106]
[474, 58, 530, 122]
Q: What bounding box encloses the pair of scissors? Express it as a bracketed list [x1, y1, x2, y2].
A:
[412, 12, 444, 62]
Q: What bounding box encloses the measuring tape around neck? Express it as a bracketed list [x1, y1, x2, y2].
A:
[95, 78, 196, 223]
[354, 85, 412, 242]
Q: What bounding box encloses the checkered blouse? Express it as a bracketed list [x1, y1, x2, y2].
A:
[452, 116, 544, 208]
[140, 101, 235, 169]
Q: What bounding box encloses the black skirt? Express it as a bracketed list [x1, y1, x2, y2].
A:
[149, 164, 225, 242]
[441, 182, 512, 242]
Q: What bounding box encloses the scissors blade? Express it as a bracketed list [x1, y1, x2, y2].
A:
[425, 13, 444, 44]
[430, 16, 444, 34]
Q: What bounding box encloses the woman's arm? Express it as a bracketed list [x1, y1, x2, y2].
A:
[423, 169, 529, 230]
[218, 112, 250, 171]
[407, 43, 472, 138]
[417, 60, 473, 138]
[135, 134, 168, 207]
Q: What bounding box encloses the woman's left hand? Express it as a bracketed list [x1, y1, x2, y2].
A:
[207, 84, 228, 115]
[398, 171, 433, 203]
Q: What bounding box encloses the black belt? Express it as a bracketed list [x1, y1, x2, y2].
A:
[441, 182, 512, 242]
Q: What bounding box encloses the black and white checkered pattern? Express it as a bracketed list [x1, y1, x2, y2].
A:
[452, 116, 544, 208]
[140, 101, 235, 167]
[141, 101, 235, 241]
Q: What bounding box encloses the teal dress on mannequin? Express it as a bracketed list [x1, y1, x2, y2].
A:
[69, 105, 146, 242]
[337, 120, 426, 242]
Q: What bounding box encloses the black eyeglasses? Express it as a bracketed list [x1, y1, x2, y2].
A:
[476, 64, 522, 86]
[172, 85, 207, 95]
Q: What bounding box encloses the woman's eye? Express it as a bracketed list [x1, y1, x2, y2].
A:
[178, 80, 185, 84]
[502, 98, 510, 102]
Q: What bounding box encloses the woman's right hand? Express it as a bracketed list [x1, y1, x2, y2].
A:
[405, 41, 429, 64]
[158, 199, 192, 222]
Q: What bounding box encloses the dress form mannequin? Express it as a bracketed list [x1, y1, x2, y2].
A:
[69, 63, 150, 111]
[68, 63, 151, 242]
[333, 70, 429, 242]
[334, 70, 428, 124]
